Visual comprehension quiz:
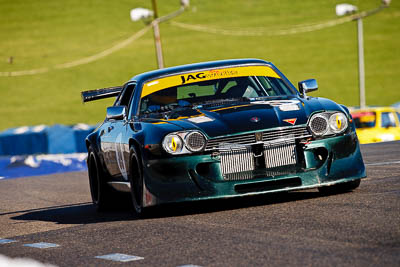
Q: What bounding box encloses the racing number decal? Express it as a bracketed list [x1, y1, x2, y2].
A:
[115, 133, 128, 180]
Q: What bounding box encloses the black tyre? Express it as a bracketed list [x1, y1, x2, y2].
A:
[87, 146, 116, 211]
[129, 146, 145, 216]
[318, 179, 361, 195]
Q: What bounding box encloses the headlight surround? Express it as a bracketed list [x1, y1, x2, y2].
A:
[162, 131, 206, 155]
[308, 112, 349, 137]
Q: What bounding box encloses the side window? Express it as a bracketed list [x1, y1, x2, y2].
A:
[258, 76, 293, 96]
[117, 84, 136, 107]
[381, 112, 396, 128]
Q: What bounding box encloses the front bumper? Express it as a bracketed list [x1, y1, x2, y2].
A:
[142, 132, 366, 207]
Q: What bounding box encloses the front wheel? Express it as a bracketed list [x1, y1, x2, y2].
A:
[318, 179, 361, 195]
[129, 146, 145, 216]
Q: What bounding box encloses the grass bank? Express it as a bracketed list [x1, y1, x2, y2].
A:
[0, 0, 399, 129]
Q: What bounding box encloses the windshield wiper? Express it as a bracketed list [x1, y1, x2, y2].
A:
[193, 97, 250, 110]
[249, 95, 290, 102]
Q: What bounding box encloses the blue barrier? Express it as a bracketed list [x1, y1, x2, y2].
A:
[0, 124, 94, 179]
[73, 124, 96, 153]
[0, 126, 48, 155]
[0, 154, 87, 179]
[0, 124, 95, 156]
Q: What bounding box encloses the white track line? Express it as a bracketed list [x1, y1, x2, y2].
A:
[365, 161, 400, 166]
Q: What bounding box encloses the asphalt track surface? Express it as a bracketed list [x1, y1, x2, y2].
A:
[0, 142, 399, 266]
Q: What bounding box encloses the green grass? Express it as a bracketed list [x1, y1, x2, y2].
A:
[0, 0, 399, 130]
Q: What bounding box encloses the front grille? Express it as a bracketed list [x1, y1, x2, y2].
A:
[263, 140, 297, 168]
[219, 139, 298, 181]
[261, 127, 310, 142]
[219, 143, 254, 177]
[209, 127, 309, 181]
[206, 126, 310, 151]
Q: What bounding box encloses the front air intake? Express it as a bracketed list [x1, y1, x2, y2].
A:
[235, 177, 302, 193]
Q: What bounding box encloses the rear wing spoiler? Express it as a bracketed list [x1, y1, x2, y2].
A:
[81, 86, 123, 103]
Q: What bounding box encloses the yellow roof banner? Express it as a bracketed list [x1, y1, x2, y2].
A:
[141, 65, 280, 98]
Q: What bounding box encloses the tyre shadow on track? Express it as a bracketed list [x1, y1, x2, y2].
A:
[10, 189, 347, 224]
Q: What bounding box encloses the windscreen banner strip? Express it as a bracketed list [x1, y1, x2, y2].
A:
[141, 65, 280, 98]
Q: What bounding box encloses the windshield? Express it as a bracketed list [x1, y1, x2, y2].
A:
[139, 75, 295, 115]
[352, 111, 376, 128]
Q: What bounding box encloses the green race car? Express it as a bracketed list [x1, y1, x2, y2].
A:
[82, 58, 366, 215]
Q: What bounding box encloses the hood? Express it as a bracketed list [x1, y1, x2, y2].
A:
[143, 96, 345, 138]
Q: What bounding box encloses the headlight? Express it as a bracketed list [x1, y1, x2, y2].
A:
[162, 131, 206, 155]
[162, 134, 183, 154]
[308, 112, 349, 137]
[309, 114, 328, 136]
[328, 112, 348, 134]
[185, 131, 206, 152]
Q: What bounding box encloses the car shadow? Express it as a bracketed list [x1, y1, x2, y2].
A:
[10, 202, 136, 224]
[149, 190, 323, 219]
[10, 189, 337, 224]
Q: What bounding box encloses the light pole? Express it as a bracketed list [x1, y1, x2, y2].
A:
[356, 17, 365, 109]
[151, 0, 164, 69]
[336, 0, 390, 108]
[130, 0, 190, 69]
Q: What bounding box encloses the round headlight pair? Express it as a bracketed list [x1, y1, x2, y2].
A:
[308, 112, 348, 136]
[162, 131, 206, 155]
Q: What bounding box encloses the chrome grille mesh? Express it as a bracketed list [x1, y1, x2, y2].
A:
[206, 126, 310, 150]
[263, 140, 297, 168]
[219, 144, 254, 176]
[206, 134, 256, 150]
[211, 127, 308, 181]
[261, 127, 310, 142]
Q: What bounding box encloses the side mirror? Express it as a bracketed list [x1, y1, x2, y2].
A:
[298, 79, 318, 97]
[106, 106, 126, 120]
